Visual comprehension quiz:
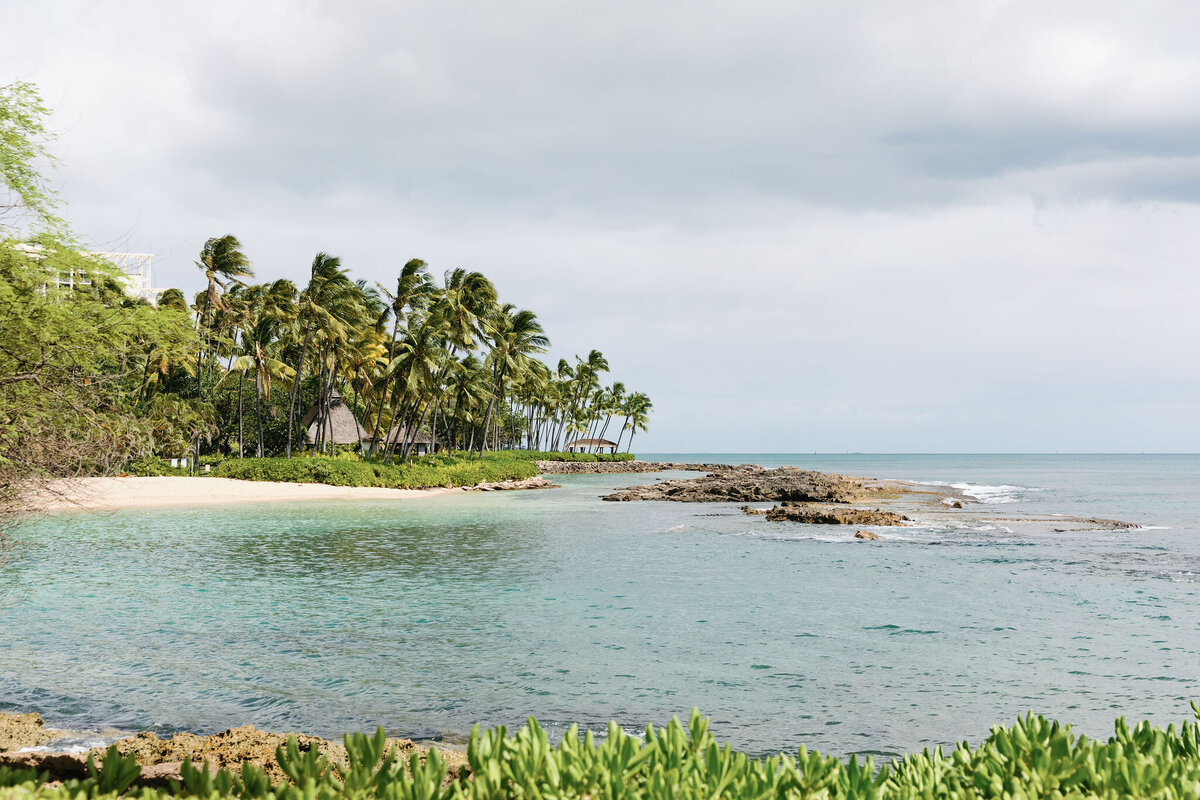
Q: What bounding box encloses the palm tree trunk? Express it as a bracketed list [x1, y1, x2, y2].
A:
[195, 293, 211, 402]
[615, 417, 631, 452]
[255, 375, 265, 457]
[237, 371, 245, 458]
[285, 321, 313, 458]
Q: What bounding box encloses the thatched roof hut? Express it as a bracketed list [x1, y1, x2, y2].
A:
[302, 391, 369, 446]
[363, 424, 435, 456]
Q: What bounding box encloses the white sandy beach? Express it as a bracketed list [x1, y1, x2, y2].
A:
[24, 476, 456, 512]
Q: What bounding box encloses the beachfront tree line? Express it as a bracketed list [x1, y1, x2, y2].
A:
[0, 80, 651, 524]
[180, 235, 653, 460]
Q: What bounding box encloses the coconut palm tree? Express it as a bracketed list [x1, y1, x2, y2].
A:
[284, 252, 355, 456]
[194, 235, 253, 400]
[371, 259, 433, 443]
[616, 392, 652, 453]
[218, 314, 295, 457]
[477, 304, 548, 455]
[156, 288, 190, 315]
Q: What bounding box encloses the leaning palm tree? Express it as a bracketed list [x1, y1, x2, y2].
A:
[218, 315, 295, 457]
[616, 392, 653, 453]
[422, 269, 496, 452]
[283, 252, 355, 456]
[371, 259, 434, 443]
[194, 235, 253, 400]
[476, 305, 549, 456]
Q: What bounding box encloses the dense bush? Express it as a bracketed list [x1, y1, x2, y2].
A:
[211, 454, 537, 489]
[4, 708, 1200, 800]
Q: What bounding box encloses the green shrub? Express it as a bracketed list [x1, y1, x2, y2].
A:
[210, 454, 537, 490]
[4, 707, 1200, 799]
[124, 457, 191, 477]
[463, 450, 636, 463]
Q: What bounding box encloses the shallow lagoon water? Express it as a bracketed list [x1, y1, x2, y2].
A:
[2, 454, 1199, 757]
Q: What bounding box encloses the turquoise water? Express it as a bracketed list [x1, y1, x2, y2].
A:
[2, 454, 1199, 757]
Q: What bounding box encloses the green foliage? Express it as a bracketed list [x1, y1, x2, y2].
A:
[0, 237, 200, 494]
[84, 745, 141, 796]
[210, 453, 537, 489]
[5, 708, 1200, 799]
[484, 450, 636, 463]
[0, 81, 64, 233]
[124, 457, 191, 477]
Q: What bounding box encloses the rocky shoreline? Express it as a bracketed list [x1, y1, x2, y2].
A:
[0, 713, 467, 788]
[599, 465, 912, 526]
[588, 464, 1140, 532]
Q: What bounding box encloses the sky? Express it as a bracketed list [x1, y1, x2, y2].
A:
[5, 0, 1200, 452]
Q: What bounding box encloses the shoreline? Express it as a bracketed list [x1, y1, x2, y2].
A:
[19, 462, 686, 513]
[22, 476, 459, 513]
[0, 712, 468, 787]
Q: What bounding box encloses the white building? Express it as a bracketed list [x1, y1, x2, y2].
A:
[18, 243, 164, 304]
[565, 438, 619, 454]
[92, 252, 161, 303]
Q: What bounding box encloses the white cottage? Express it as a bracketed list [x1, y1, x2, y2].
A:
[565, 438, 618, 454]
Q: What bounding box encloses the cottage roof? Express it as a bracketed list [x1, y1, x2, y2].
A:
[384, 424, 434, 445]
[566, 438, 618, 447]
[301, 391, 370, 445]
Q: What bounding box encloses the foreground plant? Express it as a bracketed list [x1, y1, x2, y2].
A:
[4, 706, 1200, 800]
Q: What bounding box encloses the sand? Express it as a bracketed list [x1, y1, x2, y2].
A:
[23, 476, 456, 512]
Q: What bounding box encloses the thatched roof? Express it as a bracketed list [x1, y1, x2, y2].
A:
[383, 424, 434, 446]
[567, 438, 618, 447]
[302, 391, 369, 445]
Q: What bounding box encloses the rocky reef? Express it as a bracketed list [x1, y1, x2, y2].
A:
[743, 503, 909, 526]
[601, 465, 863, 503]
[463, 476, 558, 491]
[0, 714, 467, 788]
[0, 712, 54, 752]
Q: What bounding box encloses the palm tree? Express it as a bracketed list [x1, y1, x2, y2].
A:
[477, 305, 548, 455]
[385, 314, 444, 463]
[284, 252, 355, 456]
[371, 259, 433, 443]
[156, 288, 190, 315]
[218, 315, 295, 457]
[597, 381, 625, 449]
[194, 235, 253, 401]
[616, 392, 653, 453]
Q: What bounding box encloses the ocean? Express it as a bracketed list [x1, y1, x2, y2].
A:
[2, 454, 1198, 758]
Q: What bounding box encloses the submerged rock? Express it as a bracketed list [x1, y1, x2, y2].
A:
[760, 504, 909, 526]
[854, 530, 881, 540]
[602, 465, 862, 503]
[465, 477, 558, 492]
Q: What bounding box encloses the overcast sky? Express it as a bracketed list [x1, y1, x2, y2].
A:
[6, 1, 1200, 452]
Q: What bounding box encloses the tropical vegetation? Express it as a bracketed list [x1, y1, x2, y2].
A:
[180, 245, 654, 464]
[0, 81, 653, 512]
[4, 708, 1200, 800]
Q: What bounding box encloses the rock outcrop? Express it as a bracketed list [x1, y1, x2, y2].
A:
[602, 465, 862, 503]
[465, 477, 558, 491]
[761, 504, 908, 526]
[854, 530, 880, 540]
[0, 717, 468, 786]
[0, 712, 54, 752]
